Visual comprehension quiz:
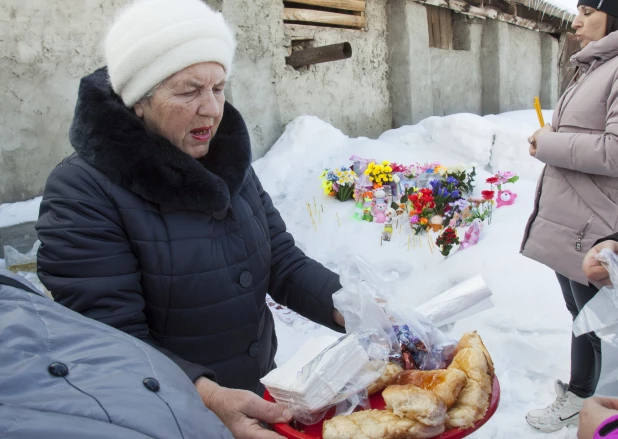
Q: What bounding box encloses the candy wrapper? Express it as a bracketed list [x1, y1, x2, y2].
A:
[335, 256, 457, 370]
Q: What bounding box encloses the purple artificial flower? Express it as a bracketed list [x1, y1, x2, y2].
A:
[451, 190, 460, 199]
[410, 215, 419, 224]
[446, 176, 458, 186]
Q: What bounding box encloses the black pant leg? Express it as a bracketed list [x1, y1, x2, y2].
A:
[556, 273, 598, 398]
[569, 278, 601, 396]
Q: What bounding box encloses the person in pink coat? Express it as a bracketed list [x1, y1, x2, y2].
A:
[522, 0, 618, 433]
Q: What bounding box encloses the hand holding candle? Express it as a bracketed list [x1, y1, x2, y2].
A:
[534, 96, 545, 127]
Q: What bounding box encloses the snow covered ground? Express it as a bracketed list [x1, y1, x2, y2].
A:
[0, 109, 607, 438]
[253, 109, 584, 439]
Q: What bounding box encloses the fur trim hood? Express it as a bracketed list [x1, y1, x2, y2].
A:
[69, 67, 252, 213]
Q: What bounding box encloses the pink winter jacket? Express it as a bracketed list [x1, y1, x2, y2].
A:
[594, 414, 618, 438]
[521, 31, 618, 285]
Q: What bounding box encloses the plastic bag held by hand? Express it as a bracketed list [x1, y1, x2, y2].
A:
[574, 249, 618, 342]
[334, 256, 456, 370]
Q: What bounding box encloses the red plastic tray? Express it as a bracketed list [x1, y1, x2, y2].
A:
[264, 375, 500, 439]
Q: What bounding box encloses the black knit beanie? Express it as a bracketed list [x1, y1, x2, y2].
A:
[578, 0, 618, 18]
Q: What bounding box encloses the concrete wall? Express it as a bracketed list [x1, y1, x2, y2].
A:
[274, 0, 392, 140]
[430, 16, 483, 117]
[391, 3, 560, 121]
[0, 0, 562, 204]
[0, 0, 130, 203]
[507, 25, 542, 110]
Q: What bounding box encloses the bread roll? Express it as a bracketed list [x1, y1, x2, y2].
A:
[388, 369, 467, 408]
[445, 379, 489, 430]
[382, 384, 447, 426]
[323, 409, 445, 439]
[456, 332, 494, 375]
[368, 363, 404, 396]
[448, 348, 492, 395]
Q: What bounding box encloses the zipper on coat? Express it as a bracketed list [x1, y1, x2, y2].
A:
[576, 214, 595, 251]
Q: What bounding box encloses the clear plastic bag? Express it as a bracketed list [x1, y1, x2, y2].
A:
[335, 256, 457, 370]
[573, 249, 618, 393]
[262, 256, 457, 425]
[573, 248, 618, 342]
[4, 241, 40, 273]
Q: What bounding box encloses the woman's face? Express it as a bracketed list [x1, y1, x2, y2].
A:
[572, 6, 608, 48]
[134, 62, 226, 159]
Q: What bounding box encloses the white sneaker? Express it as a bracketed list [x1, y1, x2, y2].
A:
[526, 380, 584, 432]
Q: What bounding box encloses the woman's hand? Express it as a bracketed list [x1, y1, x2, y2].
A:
[578, 397, 618, 439]
[583, 241, 618, 287]
[195, 377, 291, 439]
[334, 309, 345, 327]
[528, 124, 555, 157]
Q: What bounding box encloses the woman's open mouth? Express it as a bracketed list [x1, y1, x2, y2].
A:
[190, 127, 212, 142]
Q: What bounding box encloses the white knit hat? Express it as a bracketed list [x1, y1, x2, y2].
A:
[105, 0, 236, 107]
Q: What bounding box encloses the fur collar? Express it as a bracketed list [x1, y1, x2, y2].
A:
[69, 67, 252, 213]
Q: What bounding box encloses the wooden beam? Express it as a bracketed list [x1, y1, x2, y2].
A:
[286, 0, 365, 12]
[413, 0, 564, 33]
[414, 0, 492, 20]
[283, 7, 366, 28]
[496, 11, 559, 33]
[514, 2, 572, 30]
[511, 0, 575, 22]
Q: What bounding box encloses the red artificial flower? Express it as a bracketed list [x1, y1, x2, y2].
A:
[482, 190, 495, 201]
[486, 177, 499, 185]
[390, 163, 406, 173]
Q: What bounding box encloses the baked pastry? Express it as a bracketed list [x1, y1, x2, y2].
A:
[388, 369, 467, 408]
[382, 384, 447, 426]
[368, 363, 404, 396]
[455, 332, 494, 375]
[445, 335, 494, 429]
[448, 347, 492, 395]
[322, 409, 445, 439]
[445, 379, 489, 429]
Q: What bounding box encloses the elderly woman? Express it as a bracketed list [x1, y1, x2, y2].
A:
[36, 0, 344, 437]
[521, 0, 618, 433]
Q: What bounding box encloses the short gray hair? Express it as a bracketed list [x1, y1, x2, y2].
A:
[141, 82, 163, 102]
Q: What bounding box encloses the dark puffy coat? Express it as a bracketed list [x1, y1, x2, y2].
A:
[36, 68, 343, 394]
[0, 269, 232, 439]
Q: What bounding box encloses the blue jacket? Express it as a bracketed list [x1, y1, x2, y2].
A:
[36, 68, 343, 393]
[0, 270, 233, 438]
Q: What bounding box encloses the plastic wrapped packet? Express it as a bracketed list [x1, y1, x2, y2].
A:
[4, 241, 40, 273]
[261, 330, 389, 425]
[416, 275, 494, 328]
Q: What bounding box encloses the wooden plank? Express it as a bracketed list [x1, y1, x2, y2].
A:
[429, 6, 441, 48]
[283, 7, 366, 28]
[426, 6, 435, 48]
[287, 0, 366, 12]
[438, 8, 453, 50]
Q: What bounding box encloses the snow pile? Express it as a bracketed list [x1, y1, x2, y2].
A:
[0, 196, 42, 228]
[254, 110, 583, 438]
